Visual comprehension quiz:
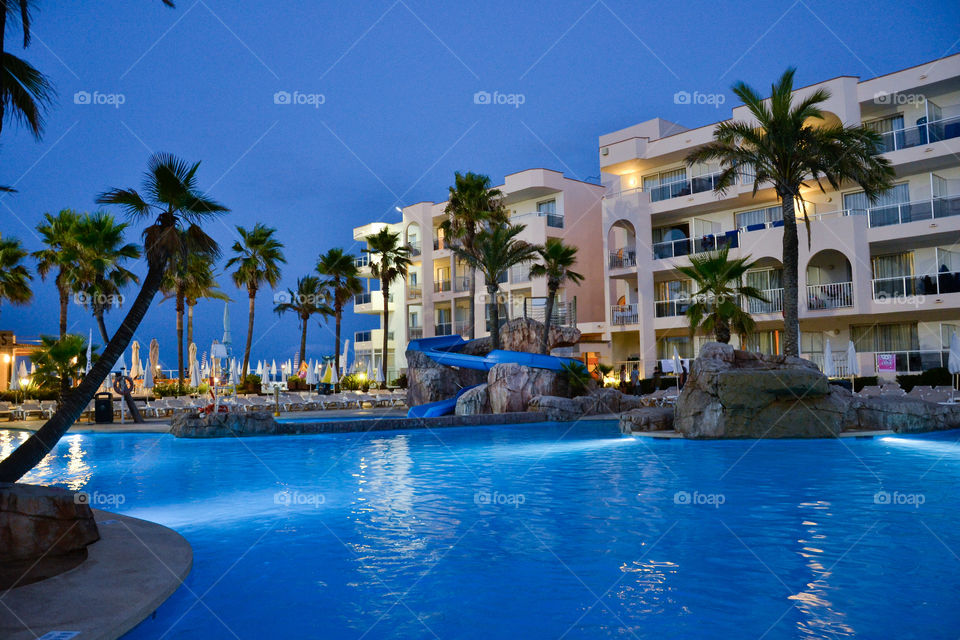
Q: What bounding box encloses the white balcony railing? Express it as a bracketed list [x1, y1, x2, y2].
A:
[609, 249, 637, 269]
[748, 288, 784, 314]
[654, 298, 689, 318]
[806, 282, 853, 310]
[810, 195, 960, 228]
[611, 303, 639, 325]
[872, 270, 960, 299]
[407, 326, 423, 340]
[805, 352, 852, 377]
[872, 114, 960, 154]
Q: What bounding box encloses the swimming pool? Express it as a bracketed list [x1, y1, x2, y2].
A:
[9, 422, 960, 638]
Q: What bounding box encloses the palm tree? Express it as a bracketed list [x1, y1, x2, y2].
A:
[454, 223, 539, 350]
[33, 209, 82, 338]
[161, 232, 220, 387]
[29, 334, 96, 409]
[316, 247, 361, 380]
[74, 212, 141, 343]
[686, 68, 894, 356]
[183, 254, 229, 347]
[364, 228, 411, 382]
[441, 172, 509, 339]
[529, 238, 583, 354]
[674, 247, 768, 344]
[226, 223, 286, 378]
[274, 276, 333, 365]
[0, 152, 228, 482]
[0, 235, 32, 314]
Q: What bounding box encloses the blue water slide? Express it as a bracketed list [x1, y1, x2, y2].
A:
[405, 335, 582, 417]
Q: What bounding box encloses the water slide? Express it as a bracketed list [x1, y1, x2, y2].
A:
[406, 336, 580, 417]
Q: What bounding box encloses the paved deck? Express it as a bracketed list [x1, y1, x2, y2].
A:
[0, 510, 192, 640]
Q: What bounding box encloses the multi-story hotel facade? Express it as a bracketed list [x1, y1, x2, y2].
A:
[351, 169, 606, 380]
[595, 54, 960, 377]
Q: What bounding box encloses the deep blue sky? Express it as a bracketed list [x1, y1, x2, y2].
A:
[2, 0, 959, 369]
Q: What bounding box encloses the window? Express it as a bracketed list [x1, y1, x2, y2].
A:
[872, 252, 914, 279]
[735, 205, 783, 229]
[744, 330, 781, 355]
[538, 199, 562, 228]
[851, 323, 919, 352]
[801, 331, 824, 355]
[657, 336, 693, 360]
[942, 323, 959, 349]
[746, 269, 782, 291]
[654, 280, 691, 317]
[844, 183, 910, 226]
[864, 114, 905, 152]
[652, 224, 691, 259]
[644, 168, 688, 202]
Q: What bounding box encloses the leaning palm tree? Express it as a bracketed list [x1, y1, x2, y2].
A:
[33, 209, 82, 338]
[0, 235, 32, 314]
[274, 276, 334, 365]
[529, 238, 583, 354]
[674, 247, 768, 344]
[364, 228, 411, 382]
[74, 212, 141, 343]
[0, 152, 228, 482]
[316, 247, 362, 380]
[454, 223, 539, 350]
[686, 67, 894, 356]
[226, 223, 286, 378]
[161, 232, 221, 387]
[29, 334, 97, 409]
[441, 172, 509, 339]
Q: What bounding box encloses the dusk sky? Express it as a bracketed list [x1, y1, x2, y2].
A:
[3, 0, 958, 369]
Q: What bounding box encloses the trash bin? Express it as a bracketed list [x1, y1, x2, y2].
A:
[94, 392, 113, 423]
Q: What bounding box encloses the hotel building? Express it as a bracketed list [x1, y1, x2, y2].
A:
[595, 54, 960, 377]
[351, 169, 606, 380]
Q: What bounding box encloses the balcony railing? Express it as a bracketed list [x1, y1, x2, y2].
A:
[654, 298, 689, 318]
[811, 195, 960, 228]
[545, 213, 564, 228]
[407, 326, 423, 340]
[649, 171, 725, 203]
[806, 282, 853, 310]
[435, 322, 452, 336]
[454, 276, 473, 292]
[611, 303, 639, 325]
[407, 286, 422, 300]
[354, 255, 370, 268]
[454, 321, 471, 336]
[872, 270, 960, 299]
[433, 237, 449, 251]
[609, 249, 637, 269]
[434, 279, 452, 293]
[872, 114, 960, 154]
[748, 288, 784, 314]
[863, 350, 949, 374]
[806, 352, 853, 377]
[653, 229, 741, 260]
[522, 297, 577, 327]
[407, 242, 422, 257]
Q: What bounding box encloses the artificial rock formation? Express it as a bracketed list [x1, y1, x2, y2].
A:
[674, 342, 848, 438]
[170, 410, 279, 438]
[527, 388, 645, 421]
[619, 407, 675, 432]
[487, 363, 569, 414]
[455, 383, 490, 416]
[0, 483, 100, 588]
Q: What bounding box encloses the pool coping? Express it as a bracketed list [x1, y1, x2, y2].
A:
[0, 509, 192, 640]
[627, 429, 896, 440]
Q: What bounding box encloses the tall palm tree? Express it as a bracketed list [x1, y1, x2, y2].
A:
[226, 223, 286, 378]
[0, 235, 32, 314]
[75, 212, 141, 343]
[316, 247, 362, 379]
[686, 68, 894, 356]
[274, 276, 333, 365]
[454, 223, 539, 350]
[674, 247, 768, 344]
[183, 254, 229, 347]
[33, 209, 82, 338]
[0, 152, 227, 482]
[161, 232, 220, 386]
[441, 172, 509, 339]
[29, 334, 97, 409]
[529, 238, 583, 354]
[365, 228, 411, 382]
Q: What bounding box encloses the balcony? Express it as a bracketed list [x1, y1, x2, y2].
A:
[454, 276, 473, 292]
[407, 242, 422, 257]
[872, 114, 960, 154]
[748, 288, 784, 314]
[611, 303, 639, 325]
[872, 270, 960, 300]
[861, 350, 949, 374]
[407, 326, 423, 340]
[654, 298, 689, 318]
[806, 282, 853, 310]
[434, 279, 452, 293]
[812, 195, 960, 228]
[648, 171, 725, 203]
[545, 213, 564, 228]
[454, 321, 471, 336]
[407, 286, 422, 300]
[806, 352, 854, 377]
[435, 322, 453, 336]
[433, 237, 450, 251]
[354, 254, 370, 268]
[609, 249, 637, 269]
[652, 229, 743, 260]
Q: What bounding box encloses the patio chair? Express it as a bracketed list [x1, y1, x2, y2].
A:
[858, 385, 883, 397]
[879, 384, 906, 396]
[15, 401, 44, 420]
[0, 401, 13, 421]
[39, 401, 57, 419]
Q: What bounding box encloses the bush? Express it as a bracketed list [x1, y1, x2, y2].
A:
[390, 374, 408, 389]
[0, 389, 59, 402]
[287, 375, 306, 391]
[241, 374, 262, 394]
[339, 373, 369, 392]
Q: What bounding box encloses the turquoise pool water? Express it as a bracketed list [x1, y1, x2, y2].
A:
[9, 422, 960, 639]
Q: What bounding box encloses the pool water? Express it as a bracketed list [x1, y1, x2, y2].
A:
[9, 422, 960, 639]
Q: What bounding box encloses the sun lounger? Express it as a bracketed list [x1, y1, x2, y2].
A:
[0, 402, 13, 421]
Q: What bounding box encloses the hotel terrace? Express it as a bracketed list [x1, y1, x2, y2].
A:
[350, 169, 606, 380]
[596, 54, 960, 377]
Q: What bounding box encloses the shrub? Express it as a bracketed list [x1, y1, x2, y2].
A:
[242, 374, 262, 394]
[287, 375, 306, 391]
[390, 374, 408, 389]
[562, 361, 593, 397]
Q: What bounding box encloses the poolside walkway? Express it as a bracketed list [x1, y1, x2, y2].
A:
[0, 509, 192, 640]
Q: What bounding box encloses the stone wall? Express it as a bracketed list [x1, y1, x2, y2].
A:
[169, 411, 279, 438]
[487, 363, 569, 413]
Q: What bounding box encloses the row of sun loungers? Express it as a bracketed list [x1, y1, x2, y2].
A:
[857, 384, 957, 402]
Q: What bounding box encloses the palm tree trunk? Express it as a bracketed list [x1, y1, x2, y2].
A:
[0, 263, 166, 482]
[176, 290, 185, 387]
[0, 8, 6, 139]
[58, 280, 68, 339]
[94, 309, 110, 344]
[241, 289, 256, 379]
[780, 194, 800, 357]
[299, 317, 307, 366]
[488, 284, 501, 349]
[380, 280, 389, 384]
[715, 319, 731, 344]
[540, 288, 556, 355]
[187, 303, 194, 347]
[468, 268, 476, 340]
[334, 302, 342, 387]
